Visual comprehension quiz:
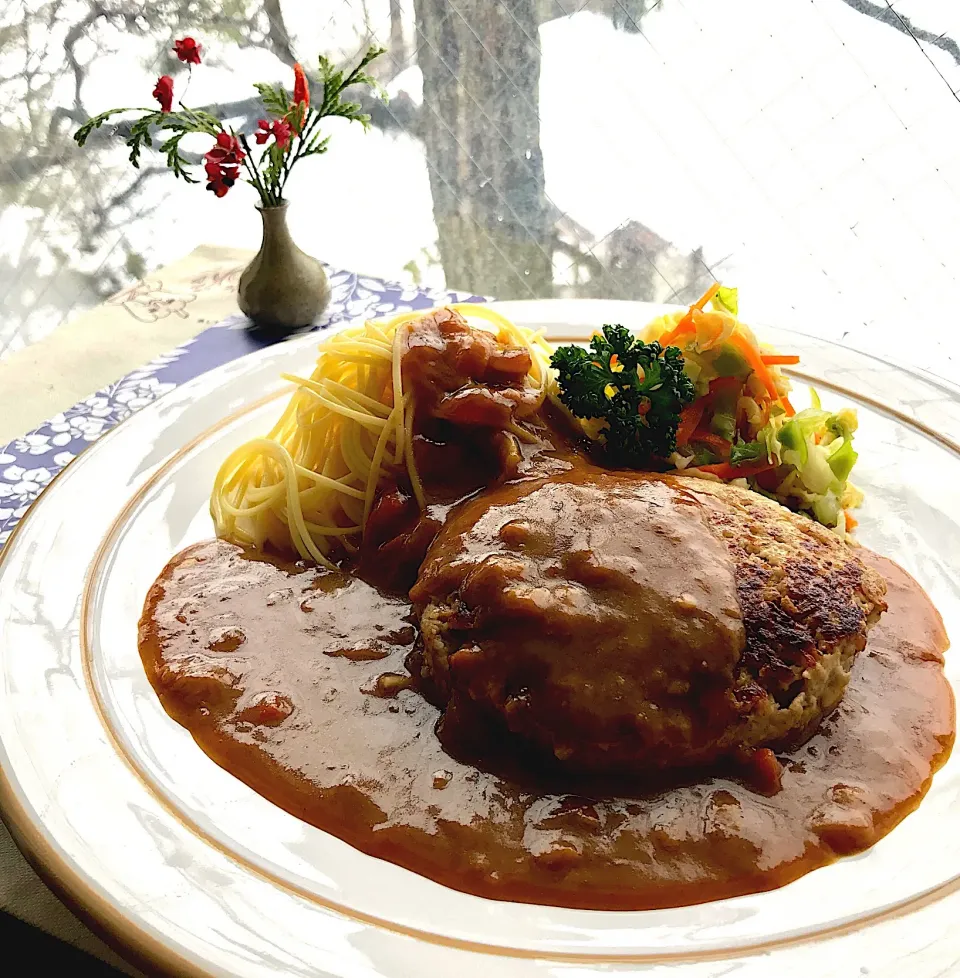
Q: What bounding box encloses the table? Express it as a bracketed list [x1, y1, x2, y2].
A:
[0, 246, 255, 446]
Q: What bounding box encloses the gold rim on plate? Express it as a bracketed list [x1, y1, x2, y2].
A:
[0, 356, 958, 974]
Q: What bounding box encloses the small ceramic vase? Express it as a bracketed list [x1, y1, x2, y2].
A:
[238, 202, 331, 334]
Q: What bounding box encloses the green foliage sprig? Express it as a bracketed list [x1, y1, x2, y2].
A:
[74, 38, 386, 206]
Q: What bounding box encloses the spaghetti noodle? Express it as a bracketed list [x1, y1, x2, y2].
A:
[210, 305, 553, 568]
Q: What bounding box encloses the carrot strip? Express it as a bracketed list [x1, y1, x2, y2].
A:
[729, 330, 779, 400]
[844, 511, 858, 532]
[676, 401, 705, 447]
[760, 354, 800, 365]
[781, 395, 796, 417]
[692, 458, 776, 481]
[693, 281, 720, 311]
[660, 315, 695, 347]
[662, 282, 720, 347]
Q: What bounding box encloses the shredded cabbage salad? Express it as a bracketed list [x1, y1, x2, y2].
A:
[640, 284, 861, 534]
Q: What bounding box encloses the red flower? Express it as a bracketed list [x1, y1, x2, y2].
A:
[255, 118, 292, 150]
[207, 177, 232, 198]
[173, 37, 202, 65]
[204, 131, 245, 167]
[152, 75, 174, 113]
[272, 118, 292, 148]
[293, 63, 310, 108]
[204, 131, 245, 197]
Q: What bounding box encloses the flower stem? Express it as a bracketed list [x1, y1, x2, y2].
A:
[178, 103, 221, 138]
[238, 133, 273, 206]
[283, 106, 322, 181]
[274, 104, 309, 202]
[180, 66, 193, 108]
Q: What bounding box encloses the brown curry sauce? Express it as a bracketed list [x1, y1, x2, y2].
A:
[141, 309, 954, 909]
[139, 538, 954, 911]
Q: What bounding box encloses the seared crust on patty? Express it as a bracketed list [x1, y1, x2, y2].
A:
[682, 477, 887, 717]
[412, 470, 887, 774]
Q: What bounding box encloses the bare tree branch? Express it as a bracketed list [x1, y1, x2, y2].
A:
[839, 0, 960, 69]
[87, 165, 165, 239]
[390, 0, 405, 63]
[538, 0, 658, 30]
[63, 5, 106, 115]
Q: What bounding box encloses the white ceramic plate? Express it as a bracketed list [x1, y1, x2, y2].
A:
[1, 300, 959, 978]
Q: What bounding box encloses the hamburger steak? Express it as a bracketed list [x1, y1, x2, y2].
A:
[410, 469, 887, 774]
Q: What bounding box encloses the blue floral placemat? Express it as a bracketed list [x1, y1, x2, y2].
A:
[0, 265, 483, 549]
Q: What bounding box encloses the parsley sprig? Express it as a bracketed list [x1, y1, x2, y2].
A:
[551, 325, 696, 467]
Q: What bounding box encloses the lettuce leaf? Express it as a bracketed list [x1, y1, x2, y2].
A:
[729, 440, 767, 465]
[712, 285, 739, 316]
